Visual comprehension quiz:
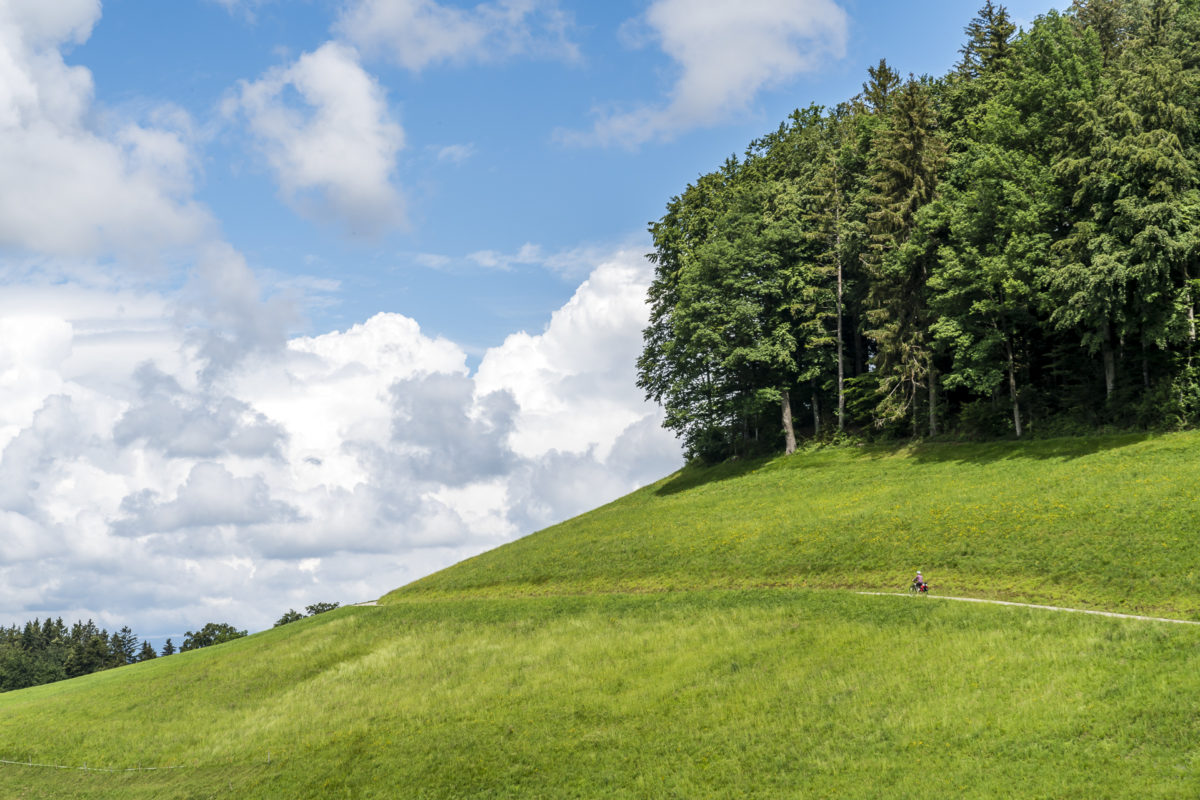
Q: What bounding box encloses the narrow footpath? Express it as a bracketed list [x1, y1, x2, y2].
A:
[858, 592, 1200, 625]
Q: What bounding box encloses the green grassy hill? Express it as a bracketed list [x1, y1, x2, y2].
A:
[392, 431, 1200, 617]
[4, 432, 1200, 798]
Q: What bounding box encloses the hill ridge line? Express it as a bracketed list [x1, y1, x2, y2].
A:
[857, 592, 1200, 625]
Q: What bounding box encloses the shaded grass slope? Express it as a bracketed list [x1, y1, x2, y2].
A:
[389, 431, 1200, 618]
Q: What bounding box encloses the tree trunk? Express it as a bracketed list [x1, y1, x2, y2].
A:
[854, 325, 865, 377]
[928, 356, 938, 437]
[781, 388, 797, 455]
[836, 246, 845, 433]
[1189, 266, 1197, 342]
[911, 373, 920, 438]
[1180, 263, 1190, 362]
[704, 368, 714, 426]
[812, 389, 821, 439]
[1184, 263, 1195, 368]
[1005, 337, 1022, 438]
[834, 189, 846, 432]
[1101, 337, 1115, 400]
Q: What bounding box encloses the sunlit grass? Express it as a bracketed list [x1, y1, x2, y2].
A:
[6, 430, 1200, 797]
[391, 431, 1200, 617]
[3, 591, 1200, 798]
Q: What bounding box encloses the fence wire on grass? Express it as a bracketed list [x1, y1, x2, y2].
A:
[0, 749, 282, 773]
[0, 758, 186, 772]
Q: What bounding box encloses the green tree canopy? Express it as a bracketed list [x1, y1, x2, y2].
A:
[640, 0, 1200, 455]
[180, 623, 248, 652]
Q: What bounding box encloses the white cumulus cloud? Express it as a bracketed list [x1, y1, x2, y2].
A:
[231, 42, 407, 237]
[337, 0, 578, 72]
[476, 250, 661, 461]
[560, 0, 849, 147]
[0, 249, 681, 638]
[0, 2, 685, 642]
[0, 0, 212, 259]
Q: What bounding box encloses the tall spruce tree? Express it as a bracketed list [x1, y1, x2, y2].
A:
[759, 106, 846, 445]
[801, 106, 870, 432]
[958, 1, 1019, 78]
[860, 59, 901, 113]
[109, 626, 138, 667]
[1071, 0, 1131, 65]
[861, 77, 947, 432]
[930, 9, 1098, 436]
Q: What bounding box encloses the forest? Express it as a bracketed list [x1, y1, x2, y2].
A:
[0, 604, 341, 693]
[638, 0, 1200, 461]
[0, 618, 252, 693]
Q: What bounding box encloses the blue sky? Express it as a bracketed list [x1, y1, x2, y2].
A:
[0, 0, 1061, 639]
[72, 0, 1056, 353]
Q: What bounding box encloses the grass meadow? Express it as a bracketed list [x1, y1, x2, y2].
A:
[4, 431, 1200, 797]
[2, 591, 1200, 798]
[392, 432, 1200, 617]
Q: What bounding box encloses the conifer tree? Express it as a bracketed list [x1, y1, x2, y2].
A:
[1071, 0, 1131, 65]
[109, 626, 138, 667]
[861, 78, 947, 432]
[1049, 0, 1198, 400]
[946, 2, 1020, 150]
[929, 9, 1100, 436]
[860, 59, 901, 113]
[67, 634, 109, 678]
[801, 106, 870, 431]
[638, 1, 1200, 447]
[958, 1, 1019, 78]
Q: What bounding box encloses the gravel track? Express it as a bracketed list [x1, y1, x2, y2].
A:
[858, 592, 1200, 625]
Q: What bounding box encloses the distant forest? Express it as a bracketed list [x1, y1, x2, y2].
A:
[639, 0, 1200, 462]
[0, 619, 245, 693]
[0, 604, 336, 693]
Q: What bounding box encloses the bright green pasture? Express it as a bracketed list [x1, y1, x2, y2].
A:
[391, 432, 1200, 617]
[2, 591, 1200, 799]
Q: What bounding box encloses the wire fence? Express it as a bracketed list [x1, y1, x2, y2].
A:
[0, 757, 186, 773]
[0, 749, 285, 773]
[0, 746, 291, 776]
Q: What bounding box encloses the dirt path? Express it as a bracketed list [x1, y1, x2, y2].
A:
[350, 592, 1198, 625]
[857, 592, 1200, 626]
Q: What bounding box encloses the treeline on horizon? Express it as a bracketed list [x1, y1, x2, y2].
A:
[0, 619, 251, 693]
[0, 603, 338, 693]
[639, 0, 1200, 462]
[0, 619, 219, 693]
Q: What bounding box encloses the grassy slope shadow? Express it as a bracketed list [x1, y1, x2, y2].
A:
[655, 432, 1155, 498]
